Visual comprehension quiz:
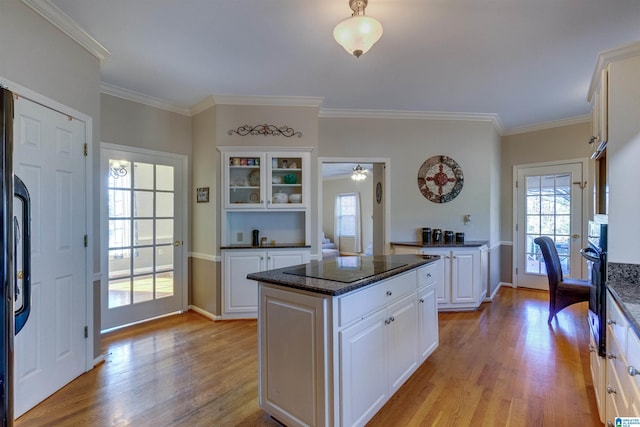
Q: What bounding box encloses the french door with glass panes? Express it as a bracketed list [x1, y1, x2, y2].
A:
[515, 162, 586, 290]
[101, 145, 186, 330]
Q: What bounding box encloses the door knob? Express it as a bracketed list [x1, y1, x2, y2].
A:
[572, 234, 580, 239]
[17, 271, 23, 280]
[174, 241, 182, 246]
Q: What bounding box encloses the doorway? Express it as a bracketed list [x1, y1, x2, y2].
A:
[513, 160, 588, 290]
[101, 144, 188, 331]
[319, 158, 390, 257]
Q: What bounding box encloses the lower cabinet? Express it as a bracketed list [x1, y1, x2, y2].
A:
[419, 246, 487, 311]
[589, 332, 605, 424]
[257, 264, 439, 427]
[600, 291, 640, 425]
[222, 248, 309, 319]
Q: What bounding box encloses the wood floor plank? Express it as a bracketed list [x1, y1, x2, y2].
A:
[15, 287, 601, 426]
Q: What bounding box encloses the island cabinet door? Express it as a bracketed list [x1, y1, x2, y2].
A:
[418, 282, 438, 361]
[387, 293, 419, 393]
[339, 309, 389, 427]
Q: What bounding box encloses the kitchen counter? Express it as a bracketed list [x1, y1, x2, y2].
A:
[391, 240, 489, 248]
[607, 281, 640, 338]
[246, 254, 439, 296]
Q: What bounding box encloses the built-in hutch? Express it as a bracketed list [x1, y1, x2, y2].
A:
[218, 146, 312, 319]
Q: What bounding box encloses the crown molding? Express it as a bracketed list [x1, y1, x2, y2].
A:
[22, 0, 110, 62]
[190, 96, 216, 116]
[319, 108, 504, 134]
[503, 114, 591, 136]
[212, 95, 324, 108]
[588, 40, 640, 102]
[100, 83, 192, 116]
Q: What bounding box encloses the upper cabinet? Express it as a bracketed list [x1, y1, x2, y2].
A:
[222, 148, 310, 210]
[589, 67, 609, 159]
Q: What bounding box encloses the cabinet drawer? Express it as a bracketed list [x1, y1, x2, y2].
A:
[607, 292, 629, 352]
[628, 328, 640, 395]
[338, 271, 417, 327]
[607, 356, 632, 415]
[417, 263, 438, 286]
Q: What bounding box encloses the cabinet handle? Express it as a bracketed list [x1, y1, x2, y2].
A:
[426, 273, 432, 278]
[390, 316, 395, 322]
[386, 290, 392, 296]
[606, 385, 616, 395]
[607, 352, 617, 360]
[385, 318, 391, 325]
[629, 366, 640, 376]
[607, 318, 616, 325]
[588, 345, 596, 353]
[419, 298, 425, 303]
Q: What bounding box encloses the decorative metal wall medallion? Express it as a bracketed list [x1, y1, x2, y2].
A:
[228, 124, 302, 138]
[417, 155, 464, 203]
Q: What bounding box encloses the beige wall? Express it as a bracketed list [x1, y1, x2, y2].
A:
[322, 175, 374, 254]
[0, 0, 102, 357]
[499, 121, 592, 283]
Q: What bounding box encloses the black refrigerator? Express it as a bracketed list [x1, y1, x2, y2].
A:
[0, 87, 32, 426]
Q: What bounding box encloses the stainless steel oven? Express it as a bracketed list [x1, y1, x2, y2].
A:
[581, 218, 607, 357]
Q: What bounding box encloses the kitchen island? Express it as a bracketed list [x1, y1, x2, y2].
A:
[247, 254, 441, 427]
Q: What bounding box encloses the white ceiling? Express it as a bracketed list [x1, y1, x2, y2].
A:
[43, 0, 640, 133]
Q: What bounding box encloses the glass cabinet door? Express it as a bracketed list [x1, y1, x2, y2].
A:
[268, 154, 304, 208]
[225, 153, 265, 208]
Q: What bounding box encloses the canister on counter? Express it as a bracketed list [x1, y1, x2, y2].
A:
[456, 232, 465, 243]
[432, 229, 442, 243]
[421, 227, 432, 244]
[444, 230, 454, 243]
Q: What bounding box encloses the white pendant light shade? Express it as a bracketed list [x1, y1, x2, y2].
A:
[333, 0, 383, 58]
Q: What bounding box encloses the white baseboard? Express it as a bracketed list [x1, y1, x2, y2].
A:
[92, 353, 105, 367]
[189, 305, 221, 321]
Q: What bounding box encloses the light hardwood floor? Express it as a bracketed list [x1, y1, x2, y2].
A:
[15, 287, 601, 426]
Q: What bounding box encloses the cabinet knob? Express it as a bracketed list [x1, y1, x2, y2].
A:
[390, 316, 395, 322]
[386, 290, 392, 296]
[419, 298, 425, 303]
[385, 319, 391, 325]
[607, 421, 614, 427]
[629, 366, 640, 376]
[426, 273, 432, 278]
[607, 318, 616, 325]
[606, 385, 616, 395]
[607, 352, 616, 360]
[588, 345, 596, 353]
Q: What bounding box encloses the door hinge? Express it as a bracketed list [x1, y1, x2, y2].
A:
[515, 180, 518, 188]
[84, 235, 88, 247]
[515, 224, 518, 232]
[515, 267, 518, 275]
[84, 326, 88, 338]
[84, 143, 88, 157]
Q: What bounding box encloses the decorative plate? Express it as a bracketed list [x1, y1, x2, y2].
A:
[248, 170, 260, 186]
[417, 155, 464, 203]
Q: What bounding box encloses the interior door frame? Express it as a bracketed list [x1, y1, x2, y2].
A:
[511, 158, 591, 287]
[318, 157, 391, 257]
[0, 75, 94, 370]
[100, 142, 189, 328]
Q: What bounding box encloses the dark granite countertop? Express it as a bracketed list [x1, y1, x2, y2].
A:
[247, 254, 440, 296]
[391, 241, 489, 248]
[221, 243, 311, 250]
[607, 281, 640, 339]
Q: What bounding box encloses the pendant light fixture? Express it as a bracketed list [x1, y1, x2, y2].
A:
[351, 164, 369, 181]
[333, 0, 383, 58]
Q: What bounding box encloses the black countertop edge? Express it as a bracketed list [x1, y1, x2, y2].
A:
[391, 241, 489, 248]
[221, 244, 311, 250]
[247, 254, 440, 296]
[607, 281, 640, 339]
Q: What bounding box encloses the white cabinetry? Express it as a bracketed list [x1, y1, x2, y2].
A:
[222, 248, 309, 319]
[589, 67, 609, 156]
[602, 291, 640, 425]
[257, 263, 439, 427]
[419, 246, 487, 311]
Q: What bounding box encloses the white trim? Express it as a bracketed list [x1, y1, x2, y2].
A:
[189, 252, 219, 262]
[212, 95, 324, 108]
[217, 146, 314, 153]
[92, 354, 105, 367]
[500, 241, 513, 246]
[588, 40, 640, 101]
[484, 282, 503, 302]
[503, 114, 591, 136]
[100, 83, 191, 116]
[189, 305, 220, 321]
[21, 0, 110, 62]
[190, 96, 216, 116]
[2, 75, 96, 372]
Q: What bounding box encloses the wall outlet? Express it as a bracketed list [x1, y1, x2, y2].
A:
[236, 231, 243, 242]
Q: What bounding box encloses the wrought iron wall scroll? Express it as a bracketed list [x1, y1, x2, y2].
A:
[228, 124, 302, 138]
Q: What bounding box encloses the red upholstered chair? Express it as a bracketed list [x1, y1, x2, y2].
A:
[534, 236, 591, 322]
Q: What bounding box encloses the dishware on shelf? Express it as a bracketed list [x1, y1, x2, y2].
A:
[281, 159, 288, 168]
[272, 157, 278, 168]
[248, 170, 260, 186]
[288, 193, 302, 203]
[290, 162, 297, 169]
[240, 158, 248, 165]
[272, 192, 288, 204]
[284, 173, 297, 184]
[231, 157, 240, 166]
[272, 175, 283, 184]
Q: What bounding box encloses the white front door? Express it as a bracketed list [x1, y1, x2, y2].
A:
[13, 97, 88, 417]
[515, 162, 585, 290]
[101, 146, 186, 330]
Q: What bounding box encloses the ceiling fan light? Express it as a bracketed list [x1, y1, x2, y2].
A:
[333, 15, 383, 58]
